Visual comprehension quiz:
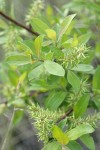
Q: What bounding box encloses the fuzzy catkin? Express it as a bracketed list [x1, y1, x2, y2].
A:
[3, 26, 20, 52]
[25, 0, 44, 25]
[28, 104, 63, 144]
[0, 0, 5, 11]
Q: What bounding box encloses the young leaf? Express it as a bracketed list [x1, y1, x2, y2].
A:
[19, 72, 27, 85]
[58, 14, 76, 42]
[45, 91, 66, 110]
[45, 29, 56, 41]
[6, 54, 31, 66]
[8, 70, 19, 86]
[31, 18, 49, 34]
[74, 93, 90, 118]
[43, 141, 61, 150]
[34, 35, 43, 57]
[72, 64, 93, 72]
[66, 124, 94, 141]
[92, 66, 100, 91]
[67, 141, 83, 150]
[44, 60, 65, 76]
[13, 110, 24, 125]
[67, 70, 80, 92]
[78, 32, 91, 45]
[71, 34, 78, 47]
[58, 118, 67, 130]
[52, 125, 69, 145]
[17, 41, 32, 54]
[28, 64, 44, 81]
[23, 40, 36, 54]
[29, 83, 47, 91]
[80, 134, 95, 150]
[11, 99, 25, 108]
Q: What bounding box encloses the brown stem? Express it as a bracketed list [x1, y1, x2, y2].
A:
[57, 108, 73, 123]
[0, 11, 39, 36]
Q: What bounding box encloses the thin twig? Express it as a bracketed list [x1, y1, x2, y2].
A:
[0, 11, 39, 36]
[57, 108, 73, 123]
[1, 107, 15, 150]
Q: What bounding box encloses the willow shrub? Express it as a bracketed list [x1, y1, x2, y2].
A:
[0, 0, 100, 150]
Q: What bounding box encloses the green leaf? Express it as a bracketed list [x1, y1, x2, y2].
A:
[58, 14, 76, 41]
[72, 64, 93, 72]
[53, 48, 64, 59]
[78, 32, 91, 45]
[52, 125, 69, 145]
[45, 29, 56, 41]
[28, 64, 44, 81]
[80, 134, 95, 150]
[8, 70, 19, 86]
[44, 60, 65, 76]
[6, 54, 31, 66]
[58, 118, 67, 130]
[66, 124, 94, 141]
[23, 40, 36, 54]
[31, 18, 49, 34]
[11, 99, 25, 108]
[67, 141, 83, 150]
[96, 43, 100, 58]
[71, 34, 78, 47]
[19, 72, 27, 85]
[13, 110, 24, 125]
[67, 70, 80, 92]
[74, 93, 90, 118]
[92, 66, 100, 91]
[34, 35, 43, 57]
[29, 83, 47, 91]
[17, 41, 33, 54]
[43, 142, 61, 150]
[45, 91, 66, 110]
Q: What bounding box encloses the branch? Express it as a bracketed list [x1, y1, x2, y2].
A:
[0, 11, 39, 36]
[57, 108, 73, 123]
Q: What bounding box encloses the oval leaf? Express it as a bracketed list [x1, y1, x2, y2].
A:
[13, 110, 24, 125]
[28, 64, 44, 81]
[66, 124, 94, 141]
[34, 35, 43, 57]
[44, 60, 65, 76]
[6, 54, 31, 66]
[31, 18, 49, 34]
[67, 141, 83, 150]
[67, 70, 80, 92]
[43, 142, 61, 150]
[52, 125, 69, 145]
[74, 93, 90, 118]
[17, 41, 32, 54]
[58, 14, 76, 41]
[80, 134, 95, 150]
[78, 32, 91, 45]
[45, 91, 66, 110]
[72, 64, 93, 72]
[45, 29, 56, 41]
[92, 66, 100, 91]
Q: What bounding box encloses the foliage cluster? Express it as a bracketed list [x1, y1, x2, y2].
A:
[0, 0, 100, 149]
